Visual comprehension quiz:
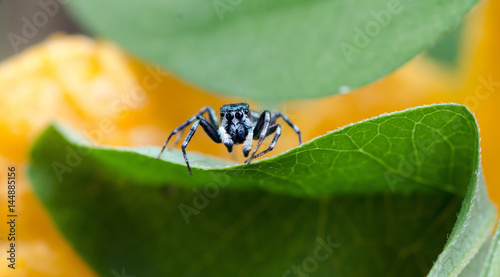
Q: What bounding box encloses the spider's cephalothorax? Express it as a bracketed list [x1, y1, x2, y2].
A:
[219, 103, 253, 154]
[157, 103, 301, 175]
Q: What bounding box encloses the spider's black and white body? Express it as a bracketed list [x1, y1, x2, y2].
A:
[157, 103, 302, 175]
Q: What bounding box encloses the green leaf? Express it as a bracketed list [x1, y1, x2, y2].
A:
[28, 104, 497, 276]
[66, 0, 479, 100]
[479, 220, 500, 277]
[425, 22, 464, 68]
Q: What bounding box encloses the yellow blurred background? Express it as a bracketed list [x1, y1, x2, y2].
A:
[0, 0, 499, 276]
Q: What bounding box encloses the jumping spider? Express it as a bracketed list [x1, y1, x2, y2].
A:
[157, 103, 302, 175]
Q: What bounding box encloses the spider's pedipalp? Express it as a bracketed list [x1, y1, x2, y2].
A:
[243, 130, 254, 157]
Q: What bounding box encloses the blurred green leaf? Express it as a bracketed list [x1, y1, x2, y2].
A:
[67, 0, 478, 100]
[29, 104, 497, 276]
[479, 221, 500, 277]
[426, 22, 464, 68]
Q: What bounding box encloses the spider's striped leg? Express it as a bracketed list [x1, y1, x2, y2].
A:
[201, 106, 220, 129]
[270, 112, 302, 144]
[245, 110, 271, 164]
[198, 117, 222, 144]
[172, 129, 185, 147]
[180, 116, 221, 175]
[245, 124, 281, 162]
[158, 106, 219, 158]
[171, 106, 219, 148]
[181, 120, 200, 175]
[157, 115, 198, 159]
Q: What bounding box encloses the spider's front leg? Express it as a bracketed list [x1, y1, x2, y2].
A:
[157, 106, 219, 160]
[157, 106, 221, 175]
[245, 124, 281, 163]
[179, 116, 221, 175]
[244, 110, 271, 164]
[244, 110, 302, 164]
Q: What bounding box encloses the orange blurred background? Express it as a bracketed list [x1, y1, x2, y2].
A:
[0, 0, 499, 276]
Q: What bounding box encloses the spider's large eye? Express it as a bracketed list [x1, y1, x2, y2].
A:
[235, 111, 243, 119]
[226, 113, 233, 120]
